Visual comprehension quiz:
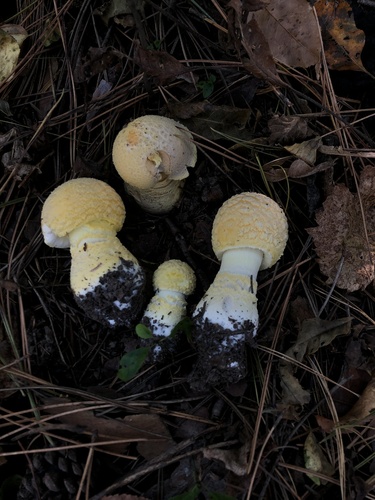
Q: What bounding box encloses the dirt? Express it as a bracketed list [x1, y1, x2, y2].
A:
[74, 258, 146, 328]
[191, 311, 256, 389]
[2, 0, 375, 498]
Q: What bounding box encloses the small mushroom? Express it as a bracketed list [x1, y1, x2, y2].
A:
[41, 178, 145, 327]
[192, 192, 288, 386]
[112, 115, 197, 213]
[141, 259, 196, 361]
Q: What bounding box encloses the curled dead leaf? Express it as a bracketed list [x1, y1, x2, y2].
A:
[134, 42, 195, 84]
[0, 25, 28, 84]
[304, 432, 335, 485]
[316, 375, 375, 433]
[284, 137, 323, 165]
[44, 398, 174, 458]
[308, 167, 375, 291]
[203, 442, 249, 476]
[268, 115, 313, 145]
[315, 0, 366, 73]
[279, 317, 351, 407]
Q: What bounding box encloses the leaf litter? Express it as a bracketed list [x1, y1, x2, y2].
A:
[2, 0, 375, 498]
[309, 166, 375, 291]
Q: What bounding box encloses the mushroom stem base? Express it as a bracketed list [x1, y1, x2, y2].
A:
[190, 318, 256, 388]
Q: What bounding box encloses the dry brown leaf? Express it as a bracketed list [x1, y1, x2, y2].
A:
[203, 442, 249, 476]
[170, 102, 251, 141]
[102, 495, 148, 500]
[332, 338, 374, 416]
[228, 3, 282, 85]
[252, 0, 321, 69]
[44, 398, 174, 458]
[0, 25, 28, 84]
[340, 376, 375, 425]
[279, 317, 351, 406]
[76, 46, 125, 83]
[308, 166, 375, 291]
[268, 115, 313, 145]
[96, 0, 145, 26]
[315, 414, 335, 434]
[316, 375, 375, 433]
[288, 159, 335, 179]
[0, 128, 17, 150]
[304, 432, 335, 485]
[284, 137, 323, 165]
[134, 42, 195, 84]
[238, 0, 270, 11]
[315, 0, 366, 72]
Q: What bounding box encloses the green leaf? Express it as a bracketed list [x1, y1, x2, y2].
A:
[170, 317, 193, 340]
[169, 484, 200, 500]
[135, 323, 153, 339]
[117, 347, 150, 382]
[197, 74, 216, 98]
[209, 493, 237, 500]
[0, 475, 22, 500]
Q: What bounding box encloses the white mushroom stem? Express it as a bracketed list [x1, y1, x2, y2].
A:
[193, 247, 263, 333]
[142, 289, 188, 337]
[68, 221, 141, 296]
[126, 178, 185, 214]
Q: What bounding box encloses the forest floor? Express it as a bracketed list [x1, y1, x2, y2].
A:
[1, 0, 375, 499]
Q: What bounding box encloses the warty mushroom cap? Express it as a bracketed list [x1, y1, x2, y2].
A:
[112, 115, 197, 190]
[212, 192, 288, 270]
[153, 259, 196, 295]
[41, 178, 125, 249]
[41, 178, 145, 328]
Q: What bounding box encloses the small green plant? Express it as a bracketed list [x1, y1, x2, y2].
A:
[197, 74, 216, 98]
[135, 323, 153, 339]
[117, 347, 150, 382]
[169, 484, 200, 500]
[118, 317, 194, 382]
[147, 39, 162, 50]
[170, 316, 193, 342]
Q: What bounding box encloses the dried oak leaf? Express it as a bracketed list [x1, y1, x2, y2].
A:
[252, 0, 321, 69]
[134, 42, 195, 84]
[227, 3, 282, 85]
[279, 317, 351, 408]
[315, 0, 366, 73]
[268, 115, 313, 145]
[316, 375, 375, 433]
[308, 167, 375, 291]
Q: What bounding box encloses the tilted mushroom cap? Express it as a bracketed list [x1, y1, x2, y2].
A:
[41, 177, 145, 328]
[153, 259, 196, 295]
[112, 115, 197, 190]
[212, 192, 288, 270]
[41, 178, 125, 249]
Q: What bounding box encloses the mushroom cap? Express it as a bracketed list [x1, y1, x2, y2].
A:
[112, 115, 197, 190]
[153, 259, 196, 296]
[41, 178, 125, 248]
[212, 192, 288, 270]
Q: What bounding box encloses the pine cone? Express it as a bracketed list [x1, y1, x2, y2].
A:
[17, 447, 84, 500]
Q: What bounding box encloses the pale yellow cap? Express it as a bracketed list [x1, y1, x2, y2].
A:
[153, 259, 196, 296]
[41, 178, 125, 248]
[112, 115, 197, 190]
[212, 192, 288, 270]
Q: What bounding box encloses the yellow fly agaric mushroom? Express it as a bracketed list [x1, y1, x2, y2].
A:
[41, 178, 145, 327]
[112, 115, 197, 213]
[141, 259, 196, 361]
[192, 192, 288, 386]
